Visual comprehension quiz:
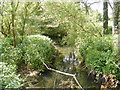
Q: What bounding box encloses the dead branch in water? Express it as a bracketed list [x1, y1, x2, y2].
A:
[41, 60, 84, 90]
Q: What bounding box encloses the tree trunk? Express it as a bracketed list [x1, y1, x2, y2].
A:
[113, 2, 120, 34]
[103, 1, 108, 34]
[11, 1, 16, 47]
[11, 1, 19, 47]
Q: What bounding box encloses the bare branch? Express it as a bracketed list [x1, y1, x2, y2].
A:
[15, 1, 19, 12]
[88, 1, 100, 6]
[78, 23, 99, 37]
[90, 21, 103, 37]
[41, 60, 84, 89]
[108, 0, 113, 10]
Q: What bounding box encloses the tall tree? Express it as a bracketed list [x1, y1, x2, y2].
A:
[103, 0, 108, 34]
[113, 1, 120, 34]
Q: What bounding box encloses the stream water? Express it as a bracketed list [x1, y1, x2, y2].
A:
[27, 46, 99, 89]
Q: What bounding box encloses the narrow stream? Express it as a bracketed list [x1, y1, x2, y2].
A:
[30, 46, 99, 89]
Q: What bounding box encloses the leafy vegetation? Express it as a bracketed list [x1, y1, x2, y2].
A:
[77, 36, 120, 79]
[0, 0, 120, 89]
[0, 35, 58, 71]
[0, 62, 23, 88]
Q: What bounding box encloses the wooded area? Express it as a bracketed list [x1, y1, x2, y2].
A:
[0, 0, 120, 89]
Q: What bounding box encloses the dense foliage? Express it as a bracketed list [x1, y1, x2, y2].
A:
[0, 35, 58, 71]
[77, 36, 120, 79]
[0, 62, 23, 88]
[45, 2, 104, 46]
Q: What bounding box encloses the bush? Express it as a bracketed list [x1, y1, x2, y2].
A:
[0, 35, 58, 71]
[78, 36, 118, 75]
[0, 62, 23, 88]
[23, 35, 57, 71]
[85, 50, 116, 74]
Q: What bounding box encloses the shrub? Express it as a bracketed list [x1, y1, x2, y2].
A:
[22, 35, 57, 71]
[78, 37, 113, 57]
[85, 50, 117, 74]
[0, 35, 58, 71]
[0, 62, 23, 88]
[78, 36, 118, 75]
